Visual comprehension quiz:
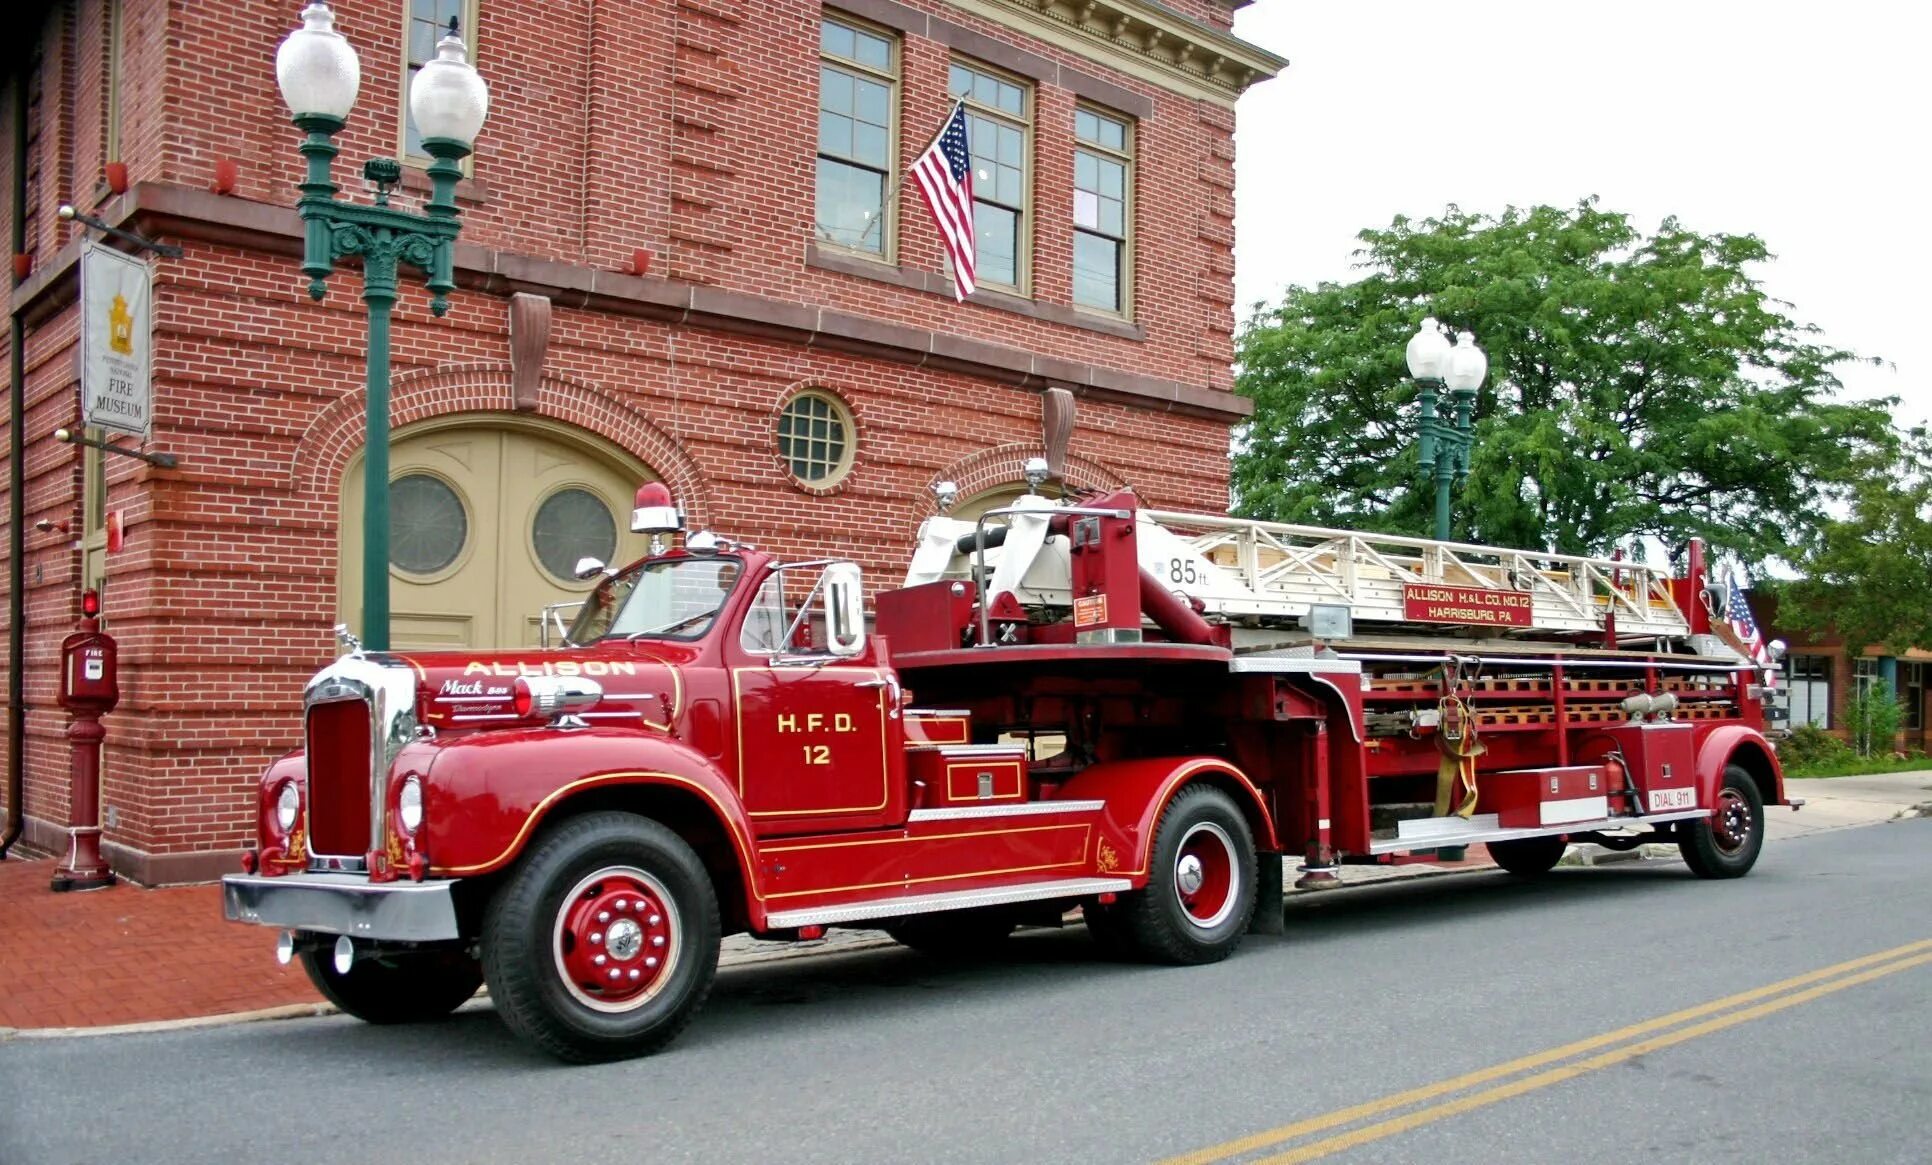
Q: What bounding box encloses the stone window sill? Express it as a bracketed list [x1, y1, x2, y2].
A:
[807, 244, 1145, 341]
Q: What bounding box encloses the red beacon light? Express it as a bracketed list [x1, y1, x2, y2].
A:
[80, 588, 102, 619]
[631, 482, 684, 553]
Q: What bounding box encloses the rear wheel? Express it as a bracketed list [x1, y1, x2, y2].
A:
[299, 943, 481, 1024]
[1679, 765, 1765, 879]
[482, 811, 720, 1063]
[1488, 835, 1568, 876]
[1119, 785, 1257, 965]
[885, 909, 1017, 957]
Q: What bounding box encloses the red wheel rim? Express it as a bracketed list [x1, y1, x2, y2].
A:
[553, 866, 680, 1013]
[1711, 788, 1753, 854]
[1174, 822, 1238, 929]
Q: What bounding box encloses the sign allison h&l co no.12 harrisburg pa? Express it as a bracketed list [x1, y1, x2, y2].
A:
[1402, 583, 1533, 628]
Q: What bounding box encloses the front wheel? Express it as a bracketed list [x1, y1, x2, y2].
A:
[1118, 784, 1257, 965]
[482, 811, 721, 1063]
[1678, 765, 1765, 879]
[299, 943, 481, 1024]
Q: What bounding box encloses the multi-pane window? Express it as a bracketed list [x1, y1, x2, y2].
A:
[777, 390, 856, 489]
[1073, 107, 1130, 313]
[816, 16, 896, 256]
[401, 0, 477, 163]
[1787, 654, 1831, 730]
[948, 62, 1029, 292]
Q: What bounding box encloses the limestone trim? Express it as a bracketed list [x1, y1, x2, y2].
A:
[25, 184, 1250, 424]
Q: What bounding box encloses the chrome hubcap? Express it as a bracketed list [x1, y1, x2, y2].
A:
[607, 917, 643, 960]
[1177, 854, 1205, 895]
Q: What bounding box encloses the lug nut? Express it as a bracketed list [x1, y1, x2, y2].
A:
[648, 914, 661, 926]
[590, 932, 602, 945]
[628, 969, 641, 981]
[615, 898, 628, 910]
[646, 957, 658, 969]
[594, 954, 606, 966]
[597, 910, 610, 923]
[609, 968, 621, 980]
[652, 935, 665, 947]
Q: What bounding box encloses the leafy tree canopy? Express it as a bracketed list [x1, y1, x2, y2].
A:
[1776, 428, 1932, 655]
[1233, 200, 1899, 569]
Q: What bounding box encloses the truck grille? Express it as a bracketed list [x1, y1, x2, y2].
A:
[306, 699, 372, 857]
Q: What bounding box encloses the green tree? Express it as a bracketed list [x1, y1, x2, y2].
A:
[1233, 201, 1898, 567]
[1778, 428, 1932, 655]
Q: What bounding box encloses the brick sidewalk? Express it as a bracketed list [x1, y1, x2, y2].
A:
[0, 857, 320, 1031]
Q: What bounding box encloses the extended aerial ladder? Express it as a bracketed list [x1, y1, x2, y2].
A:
[905, 494, 1744, 659]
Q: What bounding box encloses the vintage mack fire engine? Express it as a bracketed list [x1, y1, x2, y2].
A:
[223, 481, 1793, 1062]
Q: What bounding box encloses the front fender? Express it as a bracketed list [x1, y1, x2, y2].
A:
[1057, 757, 1277, 882]
[422, 728, 759, 912]
[1696, 724, 1788, 808]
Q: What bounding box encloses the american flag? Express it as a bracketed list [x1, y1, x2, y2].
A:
[1727, 570, 1772, 670]
[911, 101, 976, 301]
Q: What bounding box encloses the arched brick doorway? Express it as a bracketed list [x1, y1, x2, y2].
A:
[337, 414, 658, 649]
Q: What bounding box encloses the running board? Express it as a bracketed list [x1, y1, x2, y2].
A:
[763, 877, 1134, 930]
[1367, 809, 1710, 855]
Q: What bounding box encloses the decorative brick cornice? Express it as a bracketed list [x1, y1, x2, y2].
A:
[948, 0, 1286, 101]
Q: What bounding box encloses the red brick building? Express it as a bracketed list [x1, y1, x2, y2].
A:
[0, 0, 1281, 881]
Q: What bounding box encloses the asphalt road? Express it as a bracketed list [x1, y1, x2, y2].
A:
[4, 818, 1928, 1165]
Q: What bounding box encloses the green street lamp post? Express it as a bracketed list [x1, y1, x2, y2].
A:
[1405, 318, 1489, 541]
[275, 2, 489, 651]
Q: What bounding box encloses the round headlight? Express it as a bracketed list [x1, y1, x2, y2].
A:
[275, 782, 301, 832]
[398, 777, 423, 833]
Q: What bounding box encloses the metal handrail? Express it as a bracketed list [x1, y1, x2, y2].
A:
[972, 504, 1133, 649]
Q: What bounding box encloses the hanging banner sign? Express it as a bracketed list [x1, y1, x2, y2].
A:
[1403, 583, 1533, 628]
[80, 240, 152, 440]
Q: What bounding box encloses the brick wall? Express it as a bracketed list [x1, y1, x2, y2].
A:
[1, 0, 1275, 879]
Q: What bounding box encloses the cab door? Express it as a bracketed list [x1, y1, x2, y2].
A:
[730, 566, 906, 836]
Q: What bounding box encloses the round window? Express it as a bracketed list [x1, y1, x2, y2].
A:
[389, 473, 468, 575]
[777, 390, 855, 489]
[533, 487, 618, 582]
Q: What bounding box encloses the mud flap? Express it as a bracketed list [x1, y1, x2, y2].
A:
[1248, 851, 1285, 935]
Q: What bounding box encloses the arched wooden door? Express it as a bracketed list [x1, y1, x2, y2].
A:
[338, 417, 656, 650]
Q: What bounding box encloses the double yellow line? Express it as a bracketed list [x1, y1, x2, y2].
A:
[1162, 938, 1932, 1165]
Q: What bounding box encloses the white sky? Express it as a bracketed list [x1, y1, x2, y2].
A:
[1229, 0, 1930, 432]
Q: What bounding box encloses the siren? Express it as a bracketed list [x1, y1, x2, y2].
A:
[631, 481, 684, 537]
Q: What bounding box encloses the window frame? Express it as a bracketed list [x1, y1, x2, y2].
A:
[1901, 661, 1926, 732]
[776, 388, 858, 492]
[948, 58, 1034, 297]
[1071, 103, 1134, 318]
[815, 11, 901, 263]
[396, 0, 480, 172]
[1787, 653, 1832, 730]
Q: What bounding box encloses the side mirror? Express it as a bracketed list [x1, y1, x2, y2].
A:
[823, 562, 866, 658]
[574, 556, 613, 581]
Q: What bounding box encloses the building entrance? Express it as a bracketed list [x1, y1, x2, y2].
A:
[338, 417, 656, 650]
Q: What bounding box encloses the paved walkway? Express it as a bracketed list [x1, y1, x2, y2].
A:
[3, 769, 1921, 1036]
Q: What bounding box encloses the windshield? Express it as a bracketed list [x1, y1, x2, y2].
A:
[567, 556, 743, 643]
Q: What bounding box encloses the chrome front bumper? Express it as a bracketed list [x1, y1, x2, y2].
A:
[222, 873, 461, 941]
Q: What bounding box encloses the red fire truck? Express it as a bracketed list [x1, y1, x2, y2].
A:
[224, 482, 1794, 1062]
